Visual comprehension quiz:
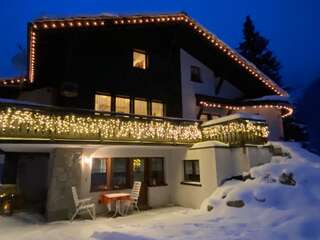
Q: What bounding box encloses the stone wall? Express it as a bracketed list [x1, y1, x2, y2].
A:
[46, 148, 82, 221]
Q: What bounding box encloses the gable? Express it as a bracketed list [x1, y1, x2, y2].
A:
[27, 13, 287, 97]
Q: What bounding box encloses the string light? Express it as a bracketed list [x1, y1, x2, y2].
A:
[0, 77, 28, 86]
[0, 107, 202, 144]
[199, 101, 293, 118]
[202, 119, 269, 144]
[26, 13, 287, 96]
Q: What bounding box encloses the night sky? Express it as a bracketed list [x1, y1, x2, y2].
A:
[1, 0, 319, 95]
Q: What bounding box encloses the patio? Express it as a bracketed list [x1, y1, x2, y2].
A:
[0, 206, 202, 240]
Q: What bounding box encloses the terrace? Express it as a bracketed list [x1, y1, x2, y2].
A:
[0, 100, 269, 146]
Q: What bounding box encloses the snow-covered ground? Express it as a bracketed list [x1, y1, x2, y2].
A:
[1, 142, 320, 240]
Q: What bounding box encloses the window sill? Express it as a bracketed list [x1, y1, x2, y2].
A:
[180, 181, 202, 187]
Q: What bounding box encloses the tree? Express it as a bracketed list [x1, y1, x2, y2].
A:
[11, 44, 27, 75]
[238, 16, 282, 85]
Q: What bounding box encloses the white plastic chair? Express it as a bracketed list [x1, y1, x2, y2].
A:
[125, 181, 142, 215]
[70, 186, 96, 221]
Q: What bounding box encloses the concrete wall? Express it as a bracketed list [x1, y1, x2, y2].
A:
[179, 49, 244, 119]
[170, 142, 272, 209]
[44, 143, 271, 217]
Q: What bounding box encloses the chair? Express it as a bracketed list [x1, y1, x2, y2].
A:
[70, 186, 96, 222]
[125, 181, 142, 215]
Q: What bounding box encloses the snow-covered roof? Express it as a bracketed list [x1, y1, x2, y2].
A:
[201, 113, 266, 127]
[245, 95, 291, 103]
[27, 12, 287, 96]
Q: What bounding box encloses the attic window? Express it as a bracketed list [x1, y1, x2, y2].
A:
[190, 66, 202, 82]
[133, 50, 148, 69]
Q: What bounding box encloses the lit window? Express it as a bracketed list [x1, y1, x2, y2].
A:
[95, 94, 111, 112]
[133, 50, 148, 69]
[115, 97, 130, 114]
[184, 160, 200, 182]
[149, 158, 165, 186]
[91, 158, 107, 191]
[151, 101, 164, 117]
[134, 99, 148, 115]
[112, 158, 129, 189]
[190, 66, 202, 82]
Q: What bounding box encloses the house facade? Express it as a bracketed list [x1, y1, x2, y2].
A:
[0, 13, 292, 220]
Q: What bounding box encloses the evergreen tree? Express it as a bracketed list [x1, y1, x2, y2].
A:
[238, 16, 282, 85]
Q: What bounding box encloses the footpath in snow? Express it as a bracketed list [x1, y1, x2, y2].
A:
[1, 142, 320, 240]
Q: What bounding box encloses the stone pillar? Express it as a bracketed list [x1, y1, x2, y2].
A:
[46, 148, 82, 221]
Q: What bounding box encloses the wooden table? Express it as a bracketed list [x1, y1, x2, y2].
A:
[100, 193, 131, 217]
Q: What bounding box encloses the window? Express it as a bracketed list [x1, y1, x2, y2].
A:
[190, 66, 202, 82]
[149, 158, 165, 186]
[151, 101, 164, 117]
[133, 50, 148, 69]
[184, 160, 200, 182]
[134, 99, 148, 116]
[112, 158, 129, 189]
[115, 97, 130, 114]
[95, 94, 111, 112]
[91, 158, 107, 191]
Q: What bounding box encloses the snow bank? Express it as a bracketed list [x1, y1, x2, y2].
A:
[204, 142, 320, 240]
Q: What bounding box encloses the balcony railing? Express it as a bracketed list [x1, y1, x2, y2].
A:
[0, 102, 269, 146]
[201, 113, 269, 146]
[0, 102, 202, 145]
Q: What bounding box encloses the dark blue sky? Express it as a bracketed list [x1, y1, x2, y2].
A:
[1, 0, 319, 94]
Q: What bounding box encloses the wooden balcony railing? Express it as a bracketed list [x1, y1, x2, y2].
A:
[0, 102, 269, 146]
[201, 114, 269, 146]
[0, 102, 202, 145]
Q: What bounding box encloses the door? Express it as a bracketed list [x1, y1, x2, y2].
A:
[132, 158, 148, 208]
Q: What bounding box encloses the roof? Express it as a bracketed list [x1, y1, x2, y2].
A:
[27, 12, 288, 96]
[196, 94, 293, 118]
[0, 76, 28, 87]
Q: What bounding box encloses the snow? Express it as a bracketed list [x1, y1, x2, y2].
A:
[246, 95, 291, 103]
[1, 142, 320, 240]
[201, 112, 266, 127]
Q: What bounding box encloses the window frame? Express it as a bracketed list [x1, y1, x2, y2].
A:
[90, 157, 167, 192]
[148, 157, 166, 186]
[115, 96, 131, 114]
[94, 93, 112, 112]
[111, 158, 131, 190]
[134, 98, 148, 116]
[151, 100, 165, 117]
[183, 160, 200, 184]
[90, 158, 109, 192]
[132, 49, 149, 70]
[190, 65, 202, 83]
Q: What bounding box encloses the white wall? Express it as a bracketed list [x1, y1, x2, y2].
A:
[81, 145, 188, 212]
[169, 142, 272, 209]
[179, 48, 244, 119]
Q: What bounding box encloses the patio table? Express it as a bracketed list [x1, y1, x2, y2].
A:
[100, 193, 131, 217]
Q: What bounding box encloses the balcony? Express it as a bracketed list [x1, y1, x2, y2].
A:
[0, 101, 269, 146]
[201, 113, 269, 146]
[0, 101, 202, 145]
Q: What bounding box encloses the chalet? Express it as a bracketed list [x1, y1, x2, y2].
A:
[0, 13, 292, 221]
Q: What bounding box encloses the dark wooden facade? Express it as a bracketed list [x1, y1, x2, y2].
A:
[32, 19, 275, 118]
